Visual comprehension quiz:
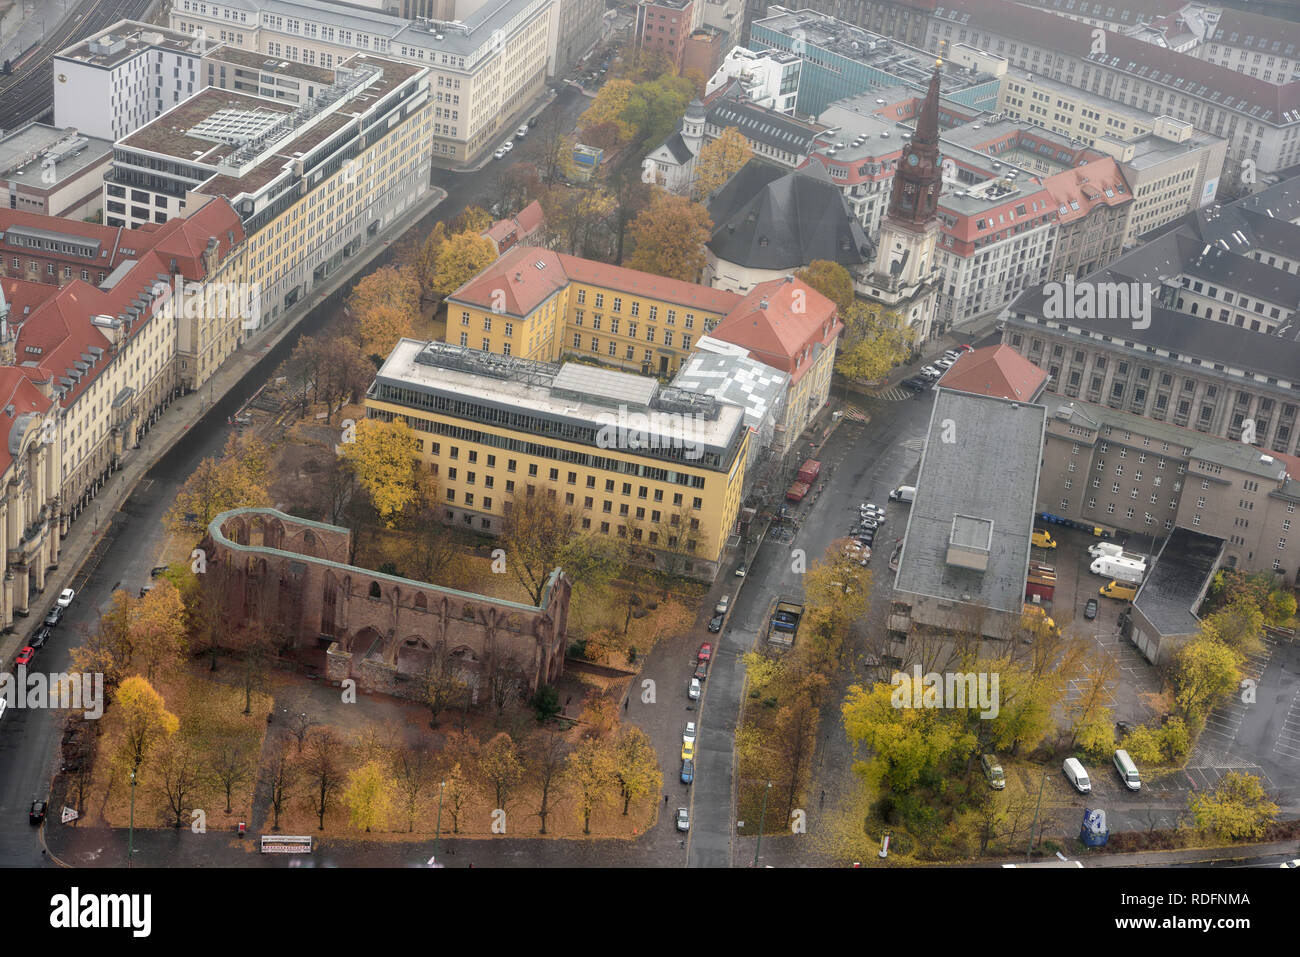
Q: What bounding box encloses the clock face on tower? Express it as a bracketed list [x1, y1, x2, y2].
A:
[908, 154, 919, 166]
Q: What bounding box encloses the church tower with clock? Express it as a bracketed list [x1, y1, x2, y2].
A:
[858, 59, 945, 346]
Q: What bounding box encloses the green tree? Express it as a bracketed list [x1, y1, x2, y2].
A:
[796, 260, 855, 312]
[1188, 771, 1278, 841]
[1172, 634, 1243, 732]
[836, 301, 913, 385]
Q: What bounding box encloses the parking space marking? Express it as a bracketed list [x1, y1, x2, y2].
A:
[1273, 690, 1300, 760]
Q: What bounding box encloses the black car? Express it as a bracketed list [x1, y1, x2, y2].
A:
[43, 606, 63, 627]
[29, 800, 46, 825]
[29, 626, 51, 650]
[707, 611, 724, 633]
[856, 535, 875, 547]
[1084, 598, 1098, 620]
[900, 377, 928, 391]
[150, 565, 169, 578]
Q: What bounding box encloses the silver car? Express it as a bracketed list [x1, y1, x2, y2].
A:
[676, 807, 690, 831]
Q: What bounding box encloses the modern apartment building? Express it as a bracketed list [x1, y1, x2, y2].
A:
[171, 0, 552, 163]
[1037, 395, 1300, 585]
[704, 46, 802, 114]
[104, 53, 433, 327]
[366, 339, 750, 580]
[53, 20, 219, 141]
[0, 124, 113, 219]
[636, 0, 698, 72]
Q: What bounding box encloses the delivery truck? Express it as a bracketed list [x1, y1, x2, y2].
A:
[796, 459, 821, 485]
[1089, 555, 1145, 584]
[767, 599, 803, 648]
[786, 481, 811, 502]
[889, 485, 917, 503]
[1088, 542, 1146, 563]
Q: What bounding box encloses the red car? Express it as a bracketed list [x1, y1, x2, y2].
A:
[697, 642, 712, 661]
[15, 646, 35, 666]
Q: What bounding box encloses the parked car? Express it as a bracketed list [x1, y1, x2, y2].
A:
[942, 349, 961, 362]
[1279, 859, 1300, 868]
[688, 678, 701, 700]
[15, 646, 35, 666]
[501, 140, 514, 152]
[493, 147, 507, 160]
[900, 377, 928, 391]
[43, 606, 63, 627]
[1063, 757, 1091, 793]
[675, 807, 690, 831]
[920, 365, 942, 378]
[860, 503, 885, 516]
[958, 343, 974, 352]
[697, 643, 712, 661]
[29, 626, 50, 650]
[980, 753, 1005, 790]
[1083, 598, 1098, 620]
[683, 721, 696, 748]
[150, 566, 169, 578]
[29, 800, 46, 825]
[57, 588, 75, 608]
[693, 659, 708, 681]
[734, 562, 746, 577]
[515, 125, 529, 138]
[707, 611, 724, 633]
[680, 759, 694, 785]
[681, 737, 696, 761]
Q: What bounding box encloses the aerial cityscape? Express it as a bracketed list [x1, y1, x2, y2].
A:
[0, 0, 1296, 907]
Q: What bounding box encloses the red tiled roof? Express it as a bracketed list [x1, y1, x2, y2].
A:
[446, 244, 742, 318]
[937, 343, 1047, 400]
[9, 199, 244, 409]
[937, 0, 1300, 122]
[709, 277, 841, 384]
[1042, 158, 1132, 223]
[1269, 449, 1300, 482]
[0, 367, 55, 475]
[1, 277, 59, 322]
[482, 200, 547, 255]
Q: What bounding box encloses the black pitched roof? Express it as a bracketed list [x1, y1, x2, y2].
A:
[705, 160, 873, 271]
[659, 131, 694, 165]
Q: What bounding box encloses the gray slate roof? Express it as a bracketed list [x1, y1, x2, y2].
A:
[706, 159, 872, 271]
[894, 389, 1048, 615]
[1132, 527, 1223, 638]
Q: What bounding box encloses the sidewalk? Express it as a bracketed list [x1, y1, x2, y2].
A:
[873, 311, 1006, 392]
[0, 185, 447, 662]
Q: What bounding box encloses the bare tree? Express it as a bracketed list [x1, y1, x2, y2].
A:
[154, 737, 203, 828]
[300, 728, 344, 830]
[268, 739, 297, 831]
[393, 744, 432, 833]
[528, 727, 570, 835]
[207, 741, 255, 814]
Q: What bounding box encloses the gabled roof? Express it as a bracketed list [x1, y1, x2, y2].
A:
[482, 200, 547, 255]
[709, 276, 841, 384]
[707, 160, 871, 271]
[0, 366, 54, 475]
[937, 344, 1048, 401]
[1042, 158, 1132, 224]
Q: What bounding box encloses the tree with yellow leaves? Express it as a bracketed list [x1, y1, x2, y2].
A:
[693, 128, 752, 199]
[343, 759, 395, 833]
[796, 260, 856, 312]
[431, 230, 498, 298]
[624, 192, 712, 282]
[115, 675, 180, 775]
[166, 433, 271, 534]
[132, 579, 187, 683]
[836, 301, 913, 385]
[339, 416, 419, 525]
[347, 265, 421, 357]
[580, 78, 637, 144]
[452, 206, 493, 234]
[415, 222, 448, 301]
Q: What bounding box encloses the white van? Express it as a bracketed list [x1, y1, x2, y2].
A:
[1113, 749, 1141, 791]
[889, 485, 917, 503]
[1063, 757, 1091, 793]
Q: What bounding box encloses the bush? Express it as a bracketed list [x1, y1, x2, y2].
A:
[567, 639, 588, 658]
[530, 684, 561, 722]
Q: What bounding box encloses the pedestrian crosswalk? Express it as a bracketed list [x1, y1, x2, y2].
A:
[842, 405, 869, 422]
[874, 387, 913, 402]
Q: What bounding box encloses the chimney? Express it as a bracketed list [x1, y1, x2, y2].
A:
[514, 272, 522, 282]
[759, 298, 768, 309]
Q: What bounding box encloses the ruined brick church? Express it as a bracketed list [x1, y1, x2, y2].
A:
[197, 508, 571, 700]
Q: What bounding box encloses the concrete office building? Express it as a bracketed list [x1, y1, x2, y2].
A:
[366, 339, 750, 580]
[53, 20, 220, 141]
[0, 124, 113, 219]
[171, 0, 553, 164]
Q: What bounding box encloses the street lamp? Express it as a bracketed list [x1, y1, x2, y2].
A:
[753, 780, 772, 867]
[127, 769, 137, 868]
[432, 781, 446, 864]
